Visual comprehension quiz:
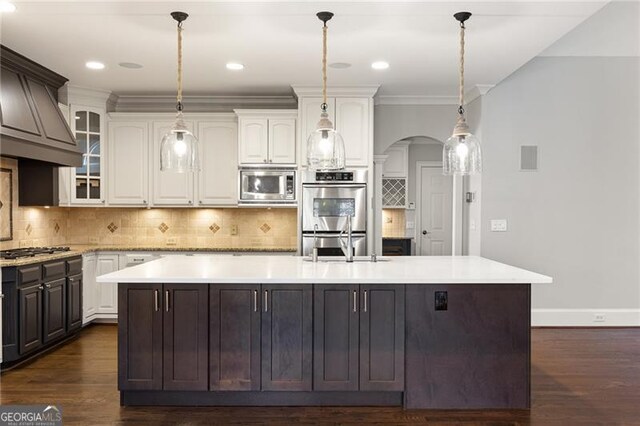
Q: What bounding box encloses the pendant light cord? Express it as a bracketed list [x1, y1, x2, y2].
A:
[458, 21, 465, 116]
[322, 23, 328, 109]
[177, 21, 184, 112]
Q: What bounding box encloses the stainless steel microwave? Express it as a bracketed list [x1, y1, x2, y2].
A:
[239, 169, 296, 204]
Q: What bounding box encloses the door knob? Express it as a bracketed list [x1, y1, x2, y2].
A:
[422, 230, 429, 235]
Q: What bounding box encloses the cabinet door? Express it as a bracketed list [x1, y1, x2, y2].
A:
[151, 120, 195, 206]
[82, 254, 97, 323]
[335, 98, 371, 167]
[313, 284, 359, 391]
[382, 145, 409, 178]
[197, 120, 238, 206]
[19, 283, 43, 354]
[43, 278, 66, 343]
[238, 118, 268, 164]
[268, 119, 296, 164]
[70, 106, 105, 205]
[210, 284, 260, 391]
[163, 284, 209, 391]
[96, 254, 119, 315]
[108, 121, 149, 205]
[261, 284, 312, 391]
[359, 285, 404, 391]
[299, 97, 335, 166]
[118, 283, 163, 391]
[67, 273, 83, 332]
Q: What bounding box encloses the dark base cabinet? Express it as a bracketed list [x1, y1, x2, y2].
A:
[2, 256, 83, 369]
[118, 282, 531, 409]
[405, 284, 531, 409]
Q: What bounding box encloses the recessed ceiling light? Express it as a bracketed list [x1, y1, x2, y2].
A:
[118, 62, 143, 69]
[371, 61, 389, 70]
[329, 62, 352, 69]
[85, 61, 105, 70]
[0, 2, 16, 13]
[226, 62, 244, 71]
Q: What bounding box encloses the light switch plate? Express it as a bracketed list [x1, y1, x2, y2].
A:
[230, 224, 238, 235]
[490, 219, 508, 232]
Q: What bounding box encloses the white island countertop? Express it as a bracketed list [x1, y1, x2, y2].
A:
[96, 255, 552, 285]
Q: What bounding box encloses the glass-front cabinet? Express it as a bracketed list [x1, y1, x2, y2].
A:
[70, 106, 105, 204]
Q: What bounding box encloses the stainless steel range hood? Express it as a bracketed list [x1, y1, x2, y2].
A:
[0, 45, 81, 167]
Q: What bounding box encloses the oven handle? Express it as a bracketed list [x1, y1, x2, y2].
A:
[302, 184, 366, 189]
[303, 233, 366, 239]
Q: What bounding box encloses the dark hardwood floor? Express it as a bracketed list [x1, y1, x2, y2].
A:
[1, 325, 639, 425]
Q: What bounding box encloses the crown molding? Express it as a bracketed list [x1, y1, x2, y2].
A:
[375, 84, 495, 106]
[108, 112, 238, 121]
[58, 84, 114, 109]
[113, 94, 297, 113]
[291, 85, 380, 98]
[233, 109, 298, 118]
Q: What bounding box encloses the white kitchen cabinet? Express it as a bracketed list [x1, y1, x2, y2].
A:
[383, 142, 409, 178]
[96, 254, 119, 316]
[151, 120, 195, 206]
[70, 105, 106, 205]
[238, 118, 268, 164]
[335, 98, 371, 167]
[107, 120, 149, 206]
[296, 94, 372, 168]
[197, 119, 238, 206]
[82, 253, 97, 324]
[236, 110, 297, 166]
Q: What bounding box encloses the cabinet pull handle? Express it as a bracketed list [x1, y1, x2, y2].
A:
[38, 285, 44, 290]
[165, 290, 170, 312]
[363, 290, 367, 313]
[154, 290, 159, 312]
[264, 290, 268, 312]
[353, 290, 357, 312]
[254, 289, 258, 312]
[45, 284, 51, 289]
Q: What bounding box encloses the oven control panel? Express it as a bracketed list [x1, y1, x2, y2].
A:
[314, 171, 354, 182]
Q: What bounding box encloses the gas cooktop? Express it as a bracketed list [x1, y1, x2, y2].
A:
[0, 247, 71, 260]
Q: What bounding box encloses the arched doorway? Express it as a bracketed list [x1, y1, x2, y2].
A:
[380, 136, 463, 255]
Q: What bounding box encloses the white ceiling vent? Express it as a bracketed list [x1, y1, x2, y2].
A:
[520, 145, 538, 171]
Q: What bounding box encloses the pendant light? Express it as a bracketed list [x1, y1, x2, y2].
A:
[160, 11, 200, 173]
[443, 12, 482, 176]
[306, 11, 346, 171]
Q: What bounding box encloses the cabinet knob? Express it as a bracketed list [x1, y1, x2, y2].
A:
[198, 200, 203, 205]
[101, 200, 105, 204]
[263, 159, 267, 163]
[143, 200, 147, 204]
[188, 200, 193, 205]
[269, 159, 273, 163]
[45, 284, 51, 289]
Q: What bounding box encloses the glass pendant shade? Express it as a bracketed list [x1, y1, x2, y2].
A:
[160, 115, 200, 172]
[307, 112, 345, 170]
[443, 132, 482, 175]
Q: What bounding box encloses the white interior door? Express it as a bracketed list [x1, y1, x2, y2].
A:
[418, 166, 453, 255]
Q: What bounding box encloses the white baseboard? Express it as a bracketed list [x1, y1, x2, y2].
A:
[532, 309, 640, 327]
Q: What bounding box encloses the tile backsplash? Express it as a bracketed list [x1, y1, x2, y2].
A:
[382, 209, 407, 238]
[0, 157, 297, 250]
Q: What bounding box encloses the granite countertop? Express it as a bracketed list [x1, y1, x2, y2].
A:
[0, 245, 297, 267]
[97, 255, 553, 285]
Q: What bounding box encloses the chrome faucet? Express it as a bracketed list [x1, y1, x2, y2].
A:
[339, 215, 354, 263]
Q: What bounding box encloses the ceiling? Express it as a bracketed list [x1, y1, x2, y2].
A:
[0, 1, 609, 98]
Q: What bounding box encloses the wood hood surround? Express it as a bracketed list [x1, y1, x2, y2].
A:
[0, 45, 80, 167]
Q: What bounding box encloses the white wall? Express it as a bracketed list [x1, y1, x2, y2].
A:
[480, 1, 640, 325]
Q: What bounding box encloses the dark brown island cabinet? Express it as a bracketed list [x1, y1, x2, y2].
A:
[1, 256, 83, 369]
[117, 282, 530, 409]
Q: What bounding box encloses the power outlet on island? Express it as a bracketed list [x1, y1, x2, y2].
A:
[593, 313, 606, 323]
[166, 237, 177, 246]
[490, 219, 508, 232]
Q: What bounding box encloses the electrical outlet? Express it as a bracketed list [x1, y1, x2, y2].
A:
[594, 313, 606, 323]
[230, 224, 238, 235]
[166, 237, 177, 246]
[490, 219, 508, 232]
[88, 236, 99, 244]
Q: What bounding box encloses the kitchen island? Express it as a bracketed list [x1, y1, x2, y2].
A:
[97, 255, 551, 409]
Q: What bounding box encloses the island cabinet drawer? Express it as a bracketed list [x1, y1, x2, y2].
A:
[313, 284, 405, 392]
[17, 265, 41, 285]
[42, 260, 66, 280]
[118, 283, 209, 392]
